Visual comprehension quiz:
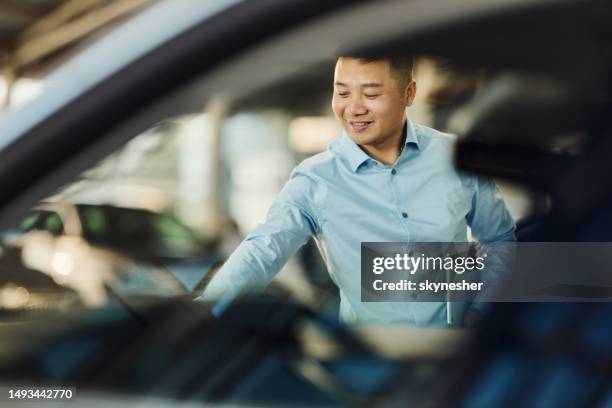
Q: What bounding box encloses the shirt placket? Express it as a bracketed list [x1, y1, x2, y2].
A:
[385, 161, 412, 240]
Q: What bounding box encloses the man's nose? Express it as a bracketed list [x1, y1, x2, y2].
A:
[347, 96, 367, 116]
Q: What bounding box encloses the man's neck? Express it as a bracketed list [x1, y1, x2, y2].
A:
[361, 121, 407, 165]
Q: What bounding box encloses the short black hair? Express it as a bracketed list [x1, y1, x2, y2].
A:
[336, 53, 415, 89]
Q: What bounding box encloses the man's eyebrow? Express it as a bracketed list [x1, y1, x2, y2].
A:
[334, 81, 383, 88]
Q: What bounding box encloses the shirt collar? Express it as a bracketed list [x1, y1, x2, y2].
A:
[339, 119, 420, 173]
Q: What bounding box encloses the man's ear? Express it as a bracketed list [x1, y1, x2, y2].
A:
[404, 80, 417, 107]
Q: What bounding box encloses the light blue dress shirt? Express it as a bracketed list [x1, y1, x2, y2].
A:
[202, 120, 515, 326]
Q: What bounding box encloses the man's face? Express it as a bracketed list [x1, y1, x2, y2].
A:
[332, 57, 415, 148]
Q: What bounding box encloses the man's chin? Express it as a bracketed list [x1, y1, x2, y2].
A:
[346, 131, 378, 146]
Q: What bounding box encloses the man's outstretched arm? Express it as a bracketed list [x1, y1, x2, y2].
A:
[196, 170, 322, 314]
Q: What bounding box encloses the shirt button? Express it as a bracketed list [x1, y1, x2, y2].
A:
[391, 169, 397, 175]
[402, 212, 408, 218]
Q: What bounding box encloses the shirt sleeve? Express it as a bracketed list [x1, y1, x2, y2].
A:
[466, 175, 516, 243]
[465, 175, 516, 310]
[196, 168, 322, 312]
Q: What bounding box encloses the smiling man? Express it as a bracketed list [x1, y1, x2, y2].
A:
[333, 55, 415, 166]
[199, 54, 516, 327]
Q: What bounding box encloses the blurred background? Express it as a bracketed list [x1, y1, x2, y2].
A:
[0, 0, 152, 109]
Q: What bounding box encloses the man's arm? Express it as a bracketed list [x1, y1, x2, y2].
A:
[466, 175, 516, 242]
[196, 170, 322, 314]
[464, 175, 516, 325]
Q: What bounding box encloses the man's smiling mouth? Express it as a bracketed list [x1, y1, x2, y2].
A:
[349, 120, 373, 132]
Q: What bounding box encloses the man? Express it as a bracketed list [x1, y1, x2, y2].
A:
[200, 54, 515, 327]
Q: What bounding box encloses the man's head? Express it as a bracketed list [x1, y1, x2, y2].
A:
[332, 55, 416, 149]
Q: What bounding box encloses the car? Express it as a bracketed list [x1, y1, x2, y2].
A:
[1, 199, 216, 308]
[16, 202, 208, 261]
[0, 0, 610, 406]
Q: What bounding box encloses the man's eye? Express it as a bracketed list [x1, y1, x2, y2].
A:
[365, 94, 381, 99]
[337, 92, 349, 98]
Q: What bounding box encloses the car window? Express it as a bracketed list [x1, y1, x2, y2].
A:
[150, 213, 202, 256]
[0, 0, 594, 334]
[81, 206, 109, 238]
[18, 212, 40, 231]
[19, 210, 64, 235]
[43, 212, 64, 235]
[0, 55, 542, 322]
[78, 205, 203, 259]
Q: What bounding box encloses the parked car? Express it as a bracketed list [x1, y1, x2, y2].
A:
[3, 200, 222, 307]
[15, 201, 210, 261]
